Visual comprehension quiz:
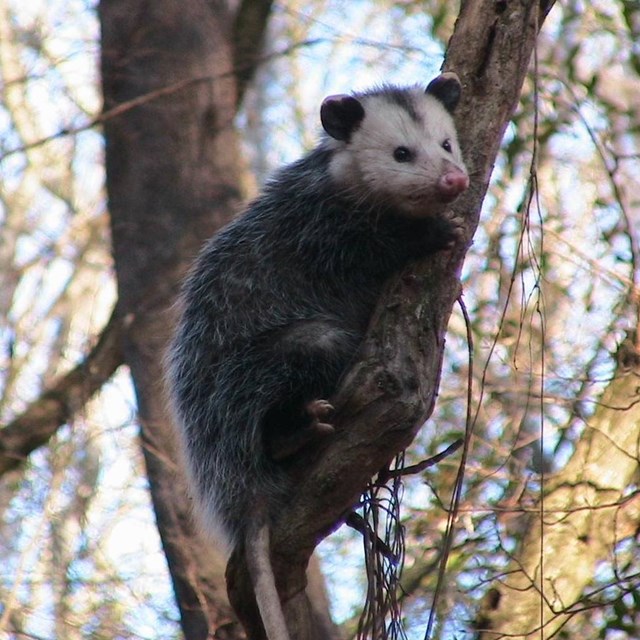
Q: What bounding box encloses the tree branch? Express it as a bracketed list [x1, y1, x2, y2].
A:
[0, 309, 124, 475]
[226, 1, 558, 637]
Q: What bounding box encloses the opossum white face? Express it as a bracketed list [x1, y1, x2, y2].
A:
[322, 73, 469, 217]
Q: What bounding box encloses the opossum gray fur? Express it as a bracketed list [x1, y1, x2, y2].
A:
[167, 72, 468, 639]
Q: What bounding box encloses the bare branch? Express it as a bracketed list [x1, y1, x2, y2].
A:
[0, 309, 124, 475]
[0, 39, 321, 164]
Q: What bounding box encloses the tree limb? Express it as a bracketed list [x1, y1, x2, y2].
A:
[0, 309, 124, 475]
[226, 1, 557, 637]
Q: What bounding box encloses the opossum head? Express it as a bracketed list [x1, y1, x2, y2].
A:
[322, 73, 469, 217]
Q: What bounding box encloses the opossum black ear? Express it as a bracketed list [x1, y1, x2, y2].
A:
[426, 72, 462, 113]
[321, 95, 365, 141]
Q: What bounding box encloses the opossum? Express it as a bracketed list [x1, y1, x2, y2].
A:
[167, 72, 468, 639]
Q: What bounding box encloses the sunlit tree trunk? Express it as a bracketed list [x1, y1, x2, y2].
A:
[475, 337, 640, 638]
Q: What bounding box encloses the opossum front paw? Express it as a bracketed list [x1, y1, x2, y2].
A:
[442, 211, 466, 247]
[269, 399, 336, 461]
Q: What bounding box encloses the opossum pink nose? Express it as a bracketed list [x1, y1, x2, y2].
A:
[439, 170, 469, 199]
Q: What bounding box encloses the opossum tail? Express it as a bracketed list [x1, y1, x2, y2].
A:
[246, 517, 291, 640]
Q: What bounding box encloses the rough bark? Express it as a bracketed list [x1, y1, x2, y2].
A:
[99, 1, 249, 638]
[0, 309, 124, 476]
[225, 0, 556, 637]
[475, 337, 640, 639]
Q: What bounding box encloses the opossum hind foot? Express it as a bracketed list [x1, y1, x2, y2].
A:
[269, 399, 335, 461]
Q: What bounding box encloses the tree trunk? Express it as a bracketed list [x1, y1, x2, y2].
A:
[225, 0, 556, 636]
[475, 337, 640, 638]
[100, 1, 250, 637]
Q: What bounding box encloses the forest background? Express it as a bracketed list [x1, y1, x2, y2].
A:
[1, 1, 639, 639]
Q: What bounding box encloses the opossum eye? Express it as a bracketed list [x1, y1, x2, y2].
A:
[442, 139, 452, 153]
[393, 146, 413, 163]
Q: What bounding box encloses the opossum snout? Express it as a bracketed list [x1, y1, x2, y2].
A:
[437, 168, 469, 201]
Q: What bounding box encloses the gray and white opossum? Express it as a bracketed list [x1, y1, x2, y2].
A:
[167, 72, 469, 639]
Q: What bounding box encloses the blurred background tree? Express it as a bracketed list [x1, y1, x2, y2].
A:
[0, 0, 638, 639]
